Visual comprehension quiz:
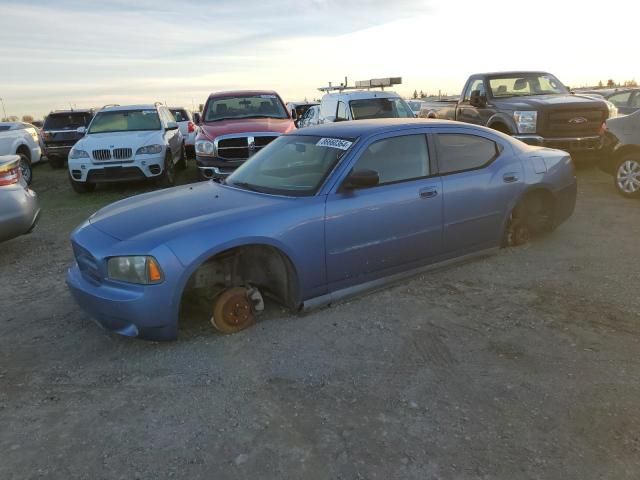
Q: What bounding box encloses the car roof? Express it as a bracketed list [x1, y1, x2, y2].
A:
[48, 109, 93, 115]
[168, 106, 188, 110]
[100, 104, 160, 112]
[207, 90, 281, 99]
[291, 118, 465, 138]
[322, 90, 402, 101]
[479, 71, 553, 77]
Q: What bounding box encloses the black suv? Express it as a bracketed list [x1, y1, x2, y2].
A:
[42, 109, 94, 168]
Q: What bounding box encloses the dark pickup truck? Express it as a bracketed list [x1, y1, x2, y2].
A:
[422, 71, 610, 155]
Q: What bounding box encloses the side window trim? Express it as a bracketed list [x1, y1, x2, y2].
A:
[433, 132, 502, 176]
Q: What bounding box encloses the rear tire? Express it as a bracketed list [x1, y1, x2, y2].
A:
[502, 191, 555, 247]
[158, 153, 176, 188]
[49, 156, 65, 169]
[177, 143, 187, 170]
[69, 174, 96, 193]
[18, 154, 32, 185]
[614, 156, 640, 199]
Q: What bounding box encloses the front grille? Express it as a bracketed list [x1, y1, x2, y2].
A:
[92, 149, 111, 161]
[542, 109, 607, 138]
[216, 135, 279, 161]
[87, 166, 145, 183]
[72, 242, 102, 284]
[113, 148, 132, 160]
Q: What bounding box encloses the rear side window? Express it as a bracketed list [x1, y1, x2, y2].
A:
[336, 102, 349, 121]
[44, 113, 92, 130]
[435, 134, 499, 174]
[352, 135, 430, 185]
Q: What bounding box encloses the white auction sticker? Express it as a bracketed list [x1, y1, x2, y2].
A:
[316, 138, 353, 150]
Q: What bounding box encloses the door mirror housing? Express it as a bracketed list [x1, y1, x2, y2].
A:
[76, 126, 86, 135]
[469, 90, 487, 108]
[291, 109, 298, 120]
[343, 169, 380, 190]
[193, 112, 202, 125]
[166, 121, 179, 130]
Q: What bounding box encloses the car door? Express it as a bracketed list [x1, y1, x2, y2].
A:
[161, 108, 180, 161]
[456, 77, 492, 126]
[435, 128, 523, 255]
[325, 131, 443, 291]
[628, 91, 640, 114]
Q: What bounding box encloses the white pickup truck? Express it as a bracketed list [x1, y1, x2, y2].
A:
[0, 122, 42, 184]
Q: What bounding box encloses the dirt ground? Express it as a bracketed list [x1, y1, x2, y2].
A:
[1, 159, 639, 480]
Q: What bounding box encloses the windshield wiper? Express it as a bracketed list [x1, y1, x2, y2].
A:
[229, 181, 263, 193]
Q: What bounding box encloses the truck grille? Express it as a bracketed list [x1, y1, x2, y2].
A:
[216, 135, 279, 161]
[92, 149, 111, 161]
[542, 109, 607, 137]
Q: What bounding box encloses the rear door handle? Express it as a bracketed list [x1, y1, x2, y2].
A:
[503, 173, 519, 183]
[419, 187, 438, 199]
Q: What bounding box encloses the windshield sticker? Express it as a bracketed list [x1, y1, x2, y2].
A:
[260, 94, 277, 99]
[316, 138, 353, 150]
[142, 110, 156, 115]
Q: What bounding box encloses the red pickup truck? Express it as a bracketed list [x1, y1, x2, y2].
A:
[194, 90, 296, 180]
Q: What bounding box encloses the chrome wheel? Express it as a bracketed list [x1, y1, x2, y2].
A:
[616, 159, 640, 195]
[19, 154, 32, 185]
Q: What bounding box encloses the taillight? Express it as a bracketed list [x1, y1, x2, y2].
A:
[599, 122, 608, 135]
[0, 163, 21, 186]
[187, 121, 196, 133]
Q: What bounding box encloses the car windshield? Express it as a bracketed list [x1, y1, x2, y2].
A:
[489, 73, 568, 97]
[226, 135, 354, 196]
[205, 95, 288, 122]
[44, 113, 92, 130]
[349, 97, 415, 120]
[88, 110, 161, 134]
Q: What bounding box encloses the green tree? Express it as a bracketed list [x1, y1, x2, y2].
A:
[412, 90, 418, 99]
[607, 79, 616, 88]
[597, 80, 603, 88]
[419, 90, 425, 99]
[22, 115, 34, 123]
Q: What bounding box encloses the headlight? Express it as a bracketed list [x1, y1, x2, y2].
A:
[69, 149, 89, 159]
[136, 144, 163, 155]
[107, 256, 163, 285]
[195, 140, 215, 156]
[513, 111, 538, 134]
[605, 101, 619, 119]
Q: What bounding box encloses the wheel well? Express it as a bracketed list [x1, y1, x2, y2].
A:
[513, 189, 556, 231]
[182, 244, 300, 311]
[16, 144, 31, 161]
[614, 145, 640, 163]
[490, 122, 512, 135]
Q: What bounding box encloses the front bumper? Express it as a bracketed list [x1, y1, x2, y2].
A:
[66, 264, 179, 341]
[0, 185, 40, 243]
[514, 135, 602, 153]
[196, 155, 245, 179]
[69, 154, 165, 183]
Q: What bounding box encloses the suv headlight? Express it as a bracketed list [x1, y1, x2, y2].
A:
[69, 149, 89, 159]
[605, 101, 619, 119]
[513, 111, 538, 134]
[195, 139, 215, 156]
[136, 144, 163, 155]
[107, 256, 163, 284]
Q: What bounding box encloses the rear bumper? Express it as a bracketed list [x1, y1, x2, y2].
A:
[0, 186, 40, 243]
[44, 145, 73, 158]
[66, 264, 178, 341]
[514, 135, 602, 153]
[553, 181, 577, 227]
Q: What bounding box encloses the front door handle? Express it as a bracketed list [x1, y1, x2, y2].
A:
[503, 173, 519, 183]
[419, 187, 438, 199]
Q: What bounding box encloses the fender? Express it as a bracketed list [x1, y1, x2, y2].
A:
[486, 112, 518, 134]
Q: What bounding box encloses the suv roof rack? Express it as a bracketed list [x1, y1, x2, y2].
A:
[318, 76, 402, 93]
[101, 104, 120, 109]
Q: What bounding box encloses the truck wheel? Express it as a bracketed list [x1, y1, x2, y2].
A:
[19, 154, 33, 185]
[177, 143, 187, 170]
[614, 157, 640, 199]
[158, 153, 176, 188]
[69, 176, 96, 193]
[49, 156, 65, 169]
[211, 287, 256, 334]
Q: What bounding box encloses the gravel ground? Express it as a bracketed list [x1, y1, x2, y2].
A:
[0, 160, 639, 480]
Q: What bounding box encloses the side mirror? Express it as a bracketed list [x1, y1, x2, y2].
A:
[291, 109, 298, 120]
[76, 126, 86, 135]
[469, 90, 487, 108]
[343, 169, 380, 190]
[166, 121, 179, 130]
[193, 112, 202, 125]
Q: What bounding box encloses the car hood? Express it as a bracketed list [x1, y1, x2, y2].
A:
[88, 181, 289, 242]
[76, 130, 161, 151]
[494, 94, 608, 111]
[198, 118, 295, 140]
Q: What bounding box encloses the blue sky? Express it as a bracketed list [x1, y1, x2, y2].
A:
[0, 0, 636, 118]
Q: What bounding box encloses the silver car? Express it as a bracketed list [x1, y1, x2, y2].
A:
[0, 155, 40, 243]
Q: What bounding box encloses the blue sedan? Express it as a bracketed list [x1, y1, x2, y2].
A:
[66, 119, 577, 341]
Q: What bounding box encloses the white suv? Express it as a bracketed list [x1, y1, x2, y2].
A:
[317, 90, 415, 124]
[68, 104, 185, 193]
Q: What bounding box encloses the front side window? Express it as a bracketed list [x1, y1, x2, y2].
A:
[170, 109, 190, 122]
[226, 135, 353, 196]
[349, 98, 414, 120]
[464, 79, 486, 102]
[351, 135, 429, 185]
[88, 110, 161, 134]
[489, 73, 568, 97]
[435, 134, 499, 174]
[204, 95, 288, 122]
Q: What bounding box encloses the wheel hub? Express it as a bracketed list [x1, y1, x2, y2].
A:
[617, 160, 640, 193]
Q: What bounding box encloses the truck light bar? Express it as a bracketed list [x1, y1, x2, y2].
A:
[318, 77, 403, 93]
